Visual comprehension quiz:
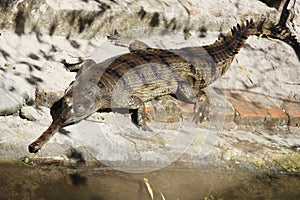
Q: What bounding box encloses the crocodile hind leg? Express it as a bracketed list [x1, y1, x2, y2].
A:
[192, 90, 210, 124]
[175, 83, 210, 124]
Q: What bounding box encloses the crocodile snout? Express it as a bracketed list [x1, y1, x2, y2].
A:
[28, 142, 41, 153]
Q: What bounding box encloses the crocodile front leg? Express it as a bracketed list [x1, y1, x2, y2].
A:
[63, 58, 96, 73]
[107, 30, 150, 51]
[128, 96, 152, 131]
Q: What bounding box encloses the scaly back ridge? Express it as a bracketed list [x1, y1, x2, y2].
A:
[203, 18, 257, 64]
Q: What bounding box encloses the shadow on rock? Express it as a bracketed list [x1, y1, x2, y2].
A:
[67, 148, 86, 166]
[15, 9, 26, 36]
[68, 173, 87, 186]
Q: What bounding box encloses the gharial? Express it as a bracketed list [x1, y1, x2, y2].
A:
[28, 17, 300, 153]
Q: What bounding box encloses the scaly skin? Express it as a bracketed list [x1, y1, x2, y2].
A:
[28, 18, 300, 153]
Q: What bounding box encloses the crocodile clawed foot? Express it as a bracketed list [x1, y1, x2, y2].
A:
[28, 142, 41, 153]
[192, 107, 210, 124]
[107, 30, 130, 48]
[193, 100, 210, 125]
[107, 30, 122, 40]
[139, 124, 153, 132]
[192, 112, 203, 125]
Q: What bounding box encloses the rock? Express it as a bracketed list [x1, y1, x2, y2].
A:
[35, 85, 64, 108]
[19, 106, 38, 121]
[0, 0, 283, 39]
[0, 74, 28, 116]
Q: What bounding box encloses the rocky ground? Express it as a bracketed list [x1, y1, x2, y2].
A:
[0, 0, 299, 174]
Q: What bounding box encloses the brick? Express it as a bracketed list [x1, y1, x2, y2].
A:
[264, 106, 288, 126]
[246, 93, 288, 126]
[225, 91, 288, 126]
[282, 100, 300, 127]
[225, 92, 266, 125]
[179, 101, 194, 113]
[210, 89, 235, 123]
[178, 101, 194, 122]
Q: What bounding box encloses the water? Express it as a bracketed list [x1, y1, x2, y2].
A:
[0, 162, 299, 200]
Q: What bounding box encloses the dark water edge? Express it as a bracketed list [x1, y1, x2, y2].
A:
[0, 162, 300, 200]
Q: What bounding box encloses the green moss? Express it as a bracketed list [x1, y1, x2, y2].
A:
[23, 99, 35, 106]
[272, 153, 300, 173]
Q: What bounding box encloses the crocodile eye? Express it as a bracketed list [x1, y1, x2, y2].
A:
[64, 97, 71, 103]
[64, 97, 73, 107]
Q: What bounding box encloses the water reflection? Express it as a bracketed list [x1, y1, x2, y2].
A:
[0, 162, 299, 200]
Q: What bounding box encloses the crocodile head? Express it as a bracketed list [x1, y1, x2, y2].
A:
[57, 83, 101, 127]
[28, 81, 103, 153]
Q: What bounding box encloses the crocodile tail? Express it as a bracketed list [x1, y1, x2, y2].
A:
[263, 24, 300, 61]
[204, 18, 300, 63]
[203, 19, 257, 64]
